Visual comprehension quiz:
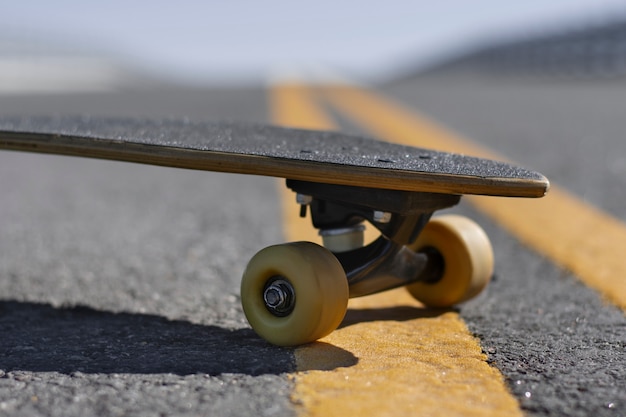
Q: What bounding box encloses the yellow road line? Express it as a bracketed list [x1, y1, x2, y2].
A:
[270, 83, 336, 131]
[270, 83, 332, 246]
[321, 85, 626, 312]
[270, 83, 522, 417]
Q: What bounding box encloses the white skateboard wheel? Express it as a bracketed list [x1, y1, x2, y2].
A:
[241, 242, 348, 346]
[406, 215, 494, 307]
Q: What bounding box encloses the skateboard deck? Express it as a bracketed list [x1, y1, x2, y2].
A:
[0, 115, 550, 347]
[0, 116, 548, 198]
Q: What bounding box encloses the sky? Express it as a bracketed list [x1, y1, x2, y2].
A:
[2, 0, 626, 84]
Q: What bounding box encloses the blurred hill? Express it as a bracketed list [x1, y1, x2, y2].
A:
[393, 16, 626, 82]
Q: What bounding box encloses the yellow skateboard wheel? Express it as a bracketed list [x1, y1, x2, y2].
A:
[241, 242, 348, 346]
[406, 215, 494, 307]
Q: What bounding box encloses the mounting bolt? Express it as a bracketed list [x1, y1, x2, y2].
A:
[373, 210, 392, 223]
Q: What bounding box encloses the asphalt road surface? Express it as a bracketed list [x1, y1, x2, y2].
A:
[1, 76, 625, 416]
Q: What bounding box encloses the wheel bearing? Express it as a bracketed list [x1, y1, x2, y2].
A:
[263, 277, 295, 317]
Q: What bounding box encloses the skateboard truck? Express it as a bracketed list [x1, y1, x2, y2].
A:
[255, 180, 454, 319]
[240, 179, 494, 347]
[287, 179, 459, 297]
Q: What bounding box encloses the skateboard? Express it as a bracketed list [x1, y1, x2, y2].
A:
[0, 116, 549, 346]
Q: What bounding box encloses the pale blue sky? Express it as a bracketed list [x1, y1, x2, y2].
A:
[2, 0, 626, 83]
